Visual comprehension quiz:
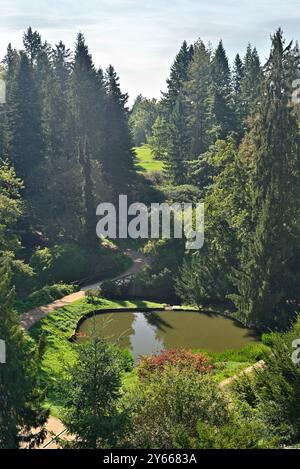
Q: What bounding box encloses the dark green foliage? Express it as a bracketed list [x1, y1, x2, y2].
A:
[61, 336, 126, 448]
[129, 95, 158, 146]
[211, 41, 236, 139]
[100, 279, 131, 300]
[162, 184, 201, 204]
[103, 65, 135, 198]
[232, 30, 300, 328]
[239, 45, 263, 128]
[162, 40, 194, 109]
[233, 317, 300, 446]
[8, 52, 44, 191]
[184, 40, 214, 158]
[29, 244, 130, 286]
[79, 139, 97, 250]
[122, 367, 229, 449]
[0, 254, 48, 448]
[164, 97, 190, 184]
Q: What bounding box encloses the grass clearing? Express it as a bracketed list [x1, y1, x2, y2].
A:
[134, 144, 164, 173]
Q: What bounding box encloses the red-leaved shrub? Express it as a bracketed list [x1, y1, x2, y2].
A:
[137, 349, 213, 379]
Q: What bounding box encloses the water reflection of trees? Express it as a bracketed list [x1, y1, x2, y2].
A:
[80, 313, 135, 350]
[143, 312, 174, 332]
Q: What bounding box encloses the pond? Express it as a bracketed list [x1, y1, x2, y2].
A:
[77, 310, 259, 361]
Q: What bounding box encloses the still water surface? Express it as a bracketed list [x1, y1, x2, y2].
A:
[77, 311, 259, 360]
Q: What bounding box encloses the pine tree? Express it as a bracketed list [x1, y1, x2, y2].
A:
[162, 40, 194, 110]
[232, 30, 300, 328]
[185, 40, 214, 158]
[23, 27, 42, 64]
[36, 40, 82, 243]
[0, 254, 48, 448]
[233, 54, 244, 94]
[103, 65, 134, 199]
[232, 54, 244, 135]
[0, 44, 19, 160]
[164, 96, 190, 184]
[71, 33, 105, 162]
[61, 336, 125, 449]
[211, 40, 236, 139]
[70, 33, 107, 243]
[79, 138, 98, 251]
[8, 52, 44, 188]
[239, 45, 263, 128]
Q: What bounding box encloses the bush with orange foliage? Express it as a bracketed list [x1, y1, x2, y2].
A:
[137, 349, 213, 379]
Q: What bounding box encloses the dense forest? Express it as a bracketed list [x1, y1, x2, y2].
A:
[1, 27, 300, 450]
[131, 30, 300, 331]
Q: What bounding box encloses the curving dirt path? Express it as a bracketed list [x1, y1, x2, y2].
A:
[219, 360, 266, 390]
[20, 249, 148, 331]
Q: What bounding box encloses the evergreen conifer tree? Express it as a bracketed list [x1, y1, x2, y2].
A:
[211, 40, 236, 139]
[232, 30, 300, 327]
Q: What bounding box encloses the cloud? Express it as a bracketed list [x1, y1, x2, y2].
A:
[0, 0, 299, 101]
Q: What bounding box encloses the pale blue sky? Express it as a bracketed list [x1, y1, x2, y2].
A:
[0, 0, 299, 103]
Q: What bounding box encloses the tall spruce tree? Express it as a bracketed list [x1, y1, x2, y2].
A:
[232, 30, 300, 328]
[232, 53, 245, 136]
[239, 45, 263, 128]
[185, 40, 214, 158]
[23, 27, 42, 64]
[61, 336, 125, 449]
[71, 33, 106, 242]
[103, 65, 134, 199]
[165, 96, 190, 184]
[72, 33, 105, 163]
[8, 52, 43, 188]
[211, 40, 236, 139]
[37, 40, 82, 242]
[79, 138, 98, 251]
[162, 40, 194, 110]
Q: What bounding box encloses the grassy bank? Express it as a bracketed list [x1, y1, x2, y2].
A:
[134, 144, 164, 173]
[29, 297, 164, 416]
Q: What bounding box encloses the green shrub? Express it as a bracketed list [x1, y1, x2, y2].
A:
[118, 348, 134, 373]
[162, 184, 201, 204]
[261, 332, 277, 347]
[121, 366, 229, 449]
[85, 289, 101, 305]
[233, 317, 300, 446]
[100, 280, 130, 300]
[196, 408, 277, 449]
[29, 244, 131, 288]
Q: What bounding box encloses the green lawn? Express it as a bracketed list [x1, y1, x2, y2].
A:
[134, 144, 164, 173]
